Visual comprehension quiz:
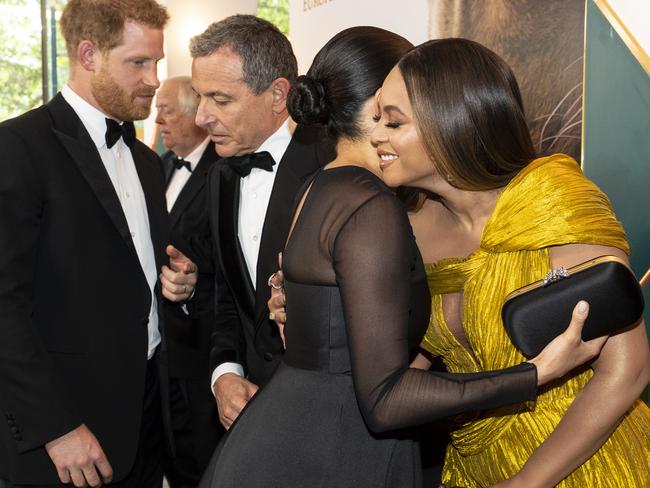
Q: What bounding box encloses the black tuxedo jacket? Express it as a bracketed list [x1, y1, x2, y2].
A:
[161, 144, 218, 379]
[207, 124, 335, 386]
[0, 94, 168, 484]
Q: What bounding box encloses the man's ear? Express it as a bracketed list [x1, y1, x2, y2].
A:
[269, 77, 291, 114]
[77, 40, 99, 72]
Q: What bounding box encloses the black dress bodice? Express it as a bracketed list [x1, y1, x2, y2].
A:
[281, 167, 536, 433]
[199, 166, 537, 488]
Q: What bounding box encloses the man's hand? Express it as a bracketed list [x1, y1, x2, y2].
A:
[161, 245, 198, 302]
[45, 424, 113, 487]
[213, 373, 259, 429]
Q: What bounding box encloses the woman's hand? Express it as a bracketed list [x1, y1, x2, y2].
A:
[267, 254, 287, 348]
[528, 300, 607, 386]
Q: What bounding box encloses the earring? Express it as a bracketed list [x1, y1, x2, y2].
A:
[446, 173, 454, 184]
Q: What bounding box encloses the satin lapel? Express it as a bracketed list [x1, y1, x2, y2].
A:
[131, 143, 169, 271]
[49, 95, 137, 256]
[217, 165, 256, 317]
[169, 145, 217, 228]
[161, 151, 176, 187]
[253, 124, 332, 326]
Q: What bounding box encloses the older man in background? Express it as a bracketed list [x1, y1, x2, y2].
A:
[155, 77, 222, 488]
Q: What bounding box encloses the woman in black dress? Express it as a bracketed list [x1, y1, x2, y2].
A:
[199, 27, 604, 488]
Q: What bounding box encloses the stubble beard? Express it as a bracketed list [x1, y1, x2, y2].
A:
[91, 66, 155, 121]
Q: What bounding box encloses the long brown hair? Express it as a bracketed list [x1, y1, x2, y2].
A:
[398, 38, 536, 191]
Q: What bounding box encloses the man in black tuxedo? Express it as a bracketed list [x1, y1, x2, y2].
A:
[154, 76, 222, 486]
[0, 1, 197, 486]
[186, 15, 335, 429]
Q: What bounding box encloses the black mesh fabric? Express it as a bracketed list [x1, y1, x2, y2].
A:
[197, 166, 538, 488]
[283, 166, 537, 433]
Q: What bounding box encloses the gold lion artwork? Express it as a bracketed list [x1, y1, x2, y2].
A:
[429, 0, 585, 161]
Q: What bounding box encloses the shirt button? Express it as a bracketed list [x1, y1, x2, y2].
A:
[252, 235, 259, 241]
[131, 231, 136, 238]
[116, 151, 121, 159]
[126, 192, 131, 198]
[252, 192, 257, 198]
[264, 352, 273, 361]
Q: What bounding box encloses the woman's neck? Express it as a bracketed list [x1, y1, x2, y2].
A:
[326, 136, 381, 178]
[436, 184, 502, 234]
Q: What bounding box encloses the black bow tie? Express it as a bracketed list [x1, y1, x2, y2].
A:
[105, 119, 136, 148]
[172, 157, 192, 173]
[223, 151, 275, 178]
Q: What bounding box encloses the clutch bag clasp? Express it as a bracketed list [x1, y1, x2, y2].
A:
[543, 267, 570, 285]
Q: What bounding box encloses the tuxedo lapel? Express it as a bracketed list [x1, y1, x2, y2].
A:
[216, 165, 256, 318]
[253, 125, 327, 326]
[161, 151, 176, 186]
[169, 145, 215, 228]
[49, 94, 138, 257]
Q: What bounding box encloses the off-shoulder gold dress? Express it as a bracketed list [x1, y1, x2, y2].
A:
[422, 154, 650, 487]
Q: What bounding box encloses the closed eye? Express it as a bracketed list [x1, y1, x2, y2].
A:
[211, 96, 231, 106]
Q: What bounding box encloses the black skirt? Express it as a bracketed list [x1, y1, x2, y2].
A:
[198, 362, 421, 488]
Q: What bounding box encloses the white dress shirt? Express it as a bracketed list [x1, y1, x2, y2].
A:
[62, 85, 161, 359]
[211, 118, 292, 390]
[165, 136, 211, 211]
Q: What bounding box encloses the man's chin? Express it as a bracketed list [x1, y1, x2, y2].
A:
[117, 107, 151, 122]
[210, 138, 238, 158]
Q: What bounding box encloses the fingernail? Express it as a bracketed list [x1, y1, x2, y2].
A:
[578, 301, 588, 313]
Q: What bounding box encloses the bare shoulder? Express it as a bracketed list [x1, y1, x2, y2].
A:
[549, 243, 629, 269]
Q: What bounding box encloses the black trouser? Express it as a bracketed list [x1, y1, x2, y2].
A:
[163, 377, 223, 488]
[117, 356, 164, 488]
[5, 358, 164, 488]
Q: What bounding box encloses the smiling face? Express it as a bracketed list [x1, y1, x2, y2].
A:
[192, 48, 283, 157]
[371, 67, 436, 191]
[91, 21, 164, 121]
[350, 94, 385, 177]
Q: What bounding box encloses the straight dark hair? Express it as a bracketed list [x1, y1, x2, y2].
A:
[398, 38, 537, 190]
[288, 26, 413, 142]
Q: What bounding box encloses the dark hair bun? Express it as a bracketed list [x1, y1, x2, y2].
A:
[287, 75, 329, 125]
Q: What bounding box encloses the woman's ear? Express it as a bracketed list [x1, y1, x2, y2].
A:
[269, 77, 291, 115]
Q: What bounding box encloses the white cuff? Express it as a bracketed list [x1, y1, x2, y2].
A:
[210, 363, 245, 397]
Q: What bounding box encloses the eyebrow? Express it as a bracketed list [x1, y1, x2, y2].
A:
[192, 88, 233, 99]
[383, 105, 406, 116]
[125, 55, 162, 62]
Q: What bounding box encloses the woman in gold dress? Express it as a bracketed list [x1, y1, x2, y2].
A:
[372, 38, 650, 487]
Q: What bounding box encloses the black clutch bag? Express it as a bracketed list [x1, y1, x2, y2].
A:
[501, 255, 645, 358]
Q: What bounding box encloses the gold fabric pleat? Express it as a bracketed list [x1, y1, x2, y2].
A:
[421, 154, 650, 487]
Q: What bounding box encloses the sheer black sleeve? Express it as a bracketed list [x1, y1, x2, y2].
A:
[333, 192, 537, 433]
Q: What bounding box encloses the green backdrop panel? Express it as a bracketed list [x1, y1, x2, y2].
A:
[583, 0, 650, 401]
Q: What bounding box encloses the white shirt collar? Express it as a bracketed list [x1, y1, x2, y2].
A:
[61, 84, 115, 149]
[183, 136, 211, 171]
[255, 117, 291, 166]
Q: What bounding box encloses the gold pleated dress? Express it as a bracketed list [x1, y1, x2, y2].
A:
[422, 155, 650, 487]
